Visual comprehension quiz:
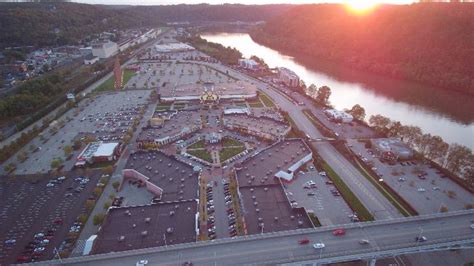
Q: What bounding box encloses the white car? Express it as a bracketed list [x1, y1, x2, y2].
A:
[313, 243, 325, 249]
[417, 188, 426, 192]
[136, 260, 148, 266]
[319, 171, 327, 177]
[46, 183, 55, 187]
[470, 224, 474, 230]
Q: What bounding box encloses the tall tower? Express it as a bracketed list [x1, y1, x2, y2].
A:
[113, 57, 123, 90]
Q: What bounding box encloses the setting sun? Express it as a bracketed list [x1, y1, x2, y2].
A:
[345, 0, 378, 13]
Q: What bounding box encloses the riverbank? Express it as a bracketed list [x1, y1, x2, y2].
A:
[201, 32, 474, 150]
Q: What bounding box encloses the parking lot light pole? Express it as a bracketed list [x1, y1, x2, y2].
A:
[416, 227, 423, 247]
[163, 233, 167, 246]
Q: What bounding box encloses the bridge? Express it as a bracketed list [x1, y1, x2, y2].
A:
[32, 210, 474, 265]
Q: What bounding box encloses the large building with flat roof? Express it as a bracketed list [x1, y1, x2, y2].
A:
[236, 139, 312, 185]
[138, 111, 202, 146]
[90, 200, 198, 254]
[239, 185, 313, 235]
[159, 81, 257, 102]
[75, 141, 120, 167]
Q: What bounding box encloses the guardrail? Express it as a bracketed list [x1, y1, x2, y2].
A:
[32, 209, 474, 265]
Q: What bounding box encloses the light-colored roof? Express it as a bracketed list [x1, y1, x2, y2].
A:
[93, 142, 119, 157]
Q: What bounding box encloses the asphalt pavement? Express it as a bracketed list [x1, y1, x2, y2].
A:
[33, 210, 474, 266]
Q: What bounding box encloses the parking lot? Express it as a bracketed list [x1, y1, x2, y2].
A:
[125, 60, 233, 90]
[0, 170, 102, 264]
[1, 90, 151, 175]
[283, 168, 355, 226]
[348, 139, 474, 214]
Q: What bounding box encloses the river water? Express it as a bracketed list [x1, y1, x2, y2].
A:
[201, 32, 474, 149]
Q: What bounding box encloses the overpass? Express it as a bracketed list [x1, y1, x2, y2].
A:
[33, 210, 474, 265]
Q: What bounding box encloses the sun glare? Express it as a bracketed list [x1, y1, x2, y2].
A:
[345, 0, 378, 14]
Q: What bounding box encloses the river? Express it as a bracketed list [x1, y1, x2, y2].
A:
[201, 32, 474, 149]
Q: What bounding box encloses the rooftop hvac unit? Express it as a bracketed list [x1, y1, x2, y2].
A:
[298, 221, 303, 226]
[253, 202, 258, 206]
[141, 231, 148, 236]
[250, 188, 254, 192]
[174, 205, 179, 209]
[256, 208, 260, 213]
[132, 224, 136, 228]
[169, 211, 175, 216]
[264, 187, 268, 192]
[181, 178, 185, 182]
[119, 236, 125, 242]
[290, 215, 295, 220]
[166, 227, 174, 233]
[145, 217, 151, 223]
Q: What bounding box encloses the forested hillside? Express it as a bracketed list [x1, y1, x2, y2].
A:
[0, 3, 164, 48]
[250, 3, 474, 94]
[0, 3, 290, 48]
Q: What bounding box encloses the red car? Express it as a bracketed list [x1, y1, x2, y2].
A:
[53, 217, 63, 225]
[298, 238, 310, 245]
[332, 228, 346, 236]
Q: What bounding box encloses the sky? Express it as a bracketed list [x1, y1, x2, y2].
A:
[72, 0, 417, 6]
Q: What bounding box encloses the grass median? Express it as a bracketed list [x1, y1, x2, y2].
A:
[321, 160, 375, 221]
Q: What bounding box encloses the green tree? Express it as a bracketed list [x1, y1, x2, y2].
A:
[444, 144, 472, 174]
[93, 213, 106, 226]
[50, 158, 63, 169]
[104, 165, 114, 175]
[73, 139, 82, 150]
[112, 181, 121, 191]
[369, 114, 391, 134]
[63, 145, 73, 157]
[425, 135, 449, 162]
[347, 104, 366, 121]
[316, 86, 331, 105]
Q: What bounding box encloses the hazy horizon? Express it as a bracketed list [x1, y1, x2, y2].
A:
[71, 0, 417, 6]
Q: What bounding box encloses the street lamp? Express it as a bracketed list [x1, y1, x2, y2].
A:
[415, 227, 423, 246]
[163, 233, 167, 246]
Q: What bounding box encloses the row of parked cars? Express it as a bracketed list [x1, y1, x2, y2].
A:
[15, 218, 64, 263]
[206, 183, 216, 240]
[223, 181, 238, 237]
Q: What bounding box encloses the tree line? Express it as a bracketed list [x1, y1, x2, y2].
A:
[302, 82, 472, 187]
[181, 35, 242, 65]
[367, 113, 473, 183]
[250, 3, 474, 95]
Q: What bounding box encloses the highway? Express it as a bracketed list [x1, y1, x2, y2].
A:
[33, 210, 474, 265]
[216, 64, 403, 220]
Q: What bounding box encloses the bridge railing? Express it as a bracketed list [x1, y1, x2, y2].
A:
[33, 209, 474, 265]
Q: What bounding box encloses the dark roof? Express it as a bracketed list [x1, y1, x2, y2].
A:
[125, 151, 199, 201]
[92, 200, 198, 254]
[236, 139, 311, 188]
[240, 185, 312, 235]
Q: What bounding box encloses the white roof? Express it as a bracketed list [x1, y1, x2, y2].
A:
[224, 108, 250, 115]
[82, 235, 97, 255]
[93, 142, 118, 157]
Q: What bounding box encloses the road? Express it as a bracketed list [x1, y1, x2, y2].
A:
[211, 63, 402, 220]
[33, 210, 474, 265]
